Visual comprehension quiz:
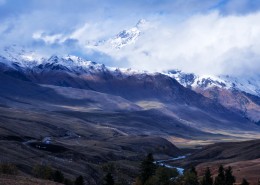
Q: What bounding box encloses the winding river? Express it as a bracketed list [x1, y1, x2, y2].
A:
[155, 155, 188, 175]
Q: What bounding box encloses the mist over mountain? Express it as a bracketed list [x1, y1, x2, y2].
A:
[1, 1, 260, 184]
[1, 45, 260, 127]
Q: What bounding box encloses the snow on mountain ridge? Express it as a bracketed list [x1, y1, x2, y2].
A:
[90, 19, 149, 50]
[1, 45, 260, 97]
[107, 19, 149, 49]
[166, 70, 260, 97]
[109, 27, 140, 49]
[0, 45, 107, 73]
[0, 45, 44, 68]
[0, 46, 152, 77]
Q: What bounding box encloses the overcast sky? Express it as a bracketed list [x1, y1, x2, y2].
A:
[0, 0, 260, 76]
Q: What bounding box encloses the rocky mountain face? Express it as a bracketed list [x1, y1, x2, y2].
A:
[87, 19, 260, 123]
[167, 70, 260, 122]
[93, 19, 147, 49]
[0, 45, 260, 138]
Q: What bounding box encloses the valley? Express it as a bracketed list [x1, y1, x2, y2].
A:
[1, 0, 260, 184]
[0, 48, 260, 184]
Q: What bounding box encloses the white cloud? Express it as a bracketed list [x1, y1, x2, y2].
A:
[88, 11, 260, 77]
[32, 31, 65, 44]
[1, 1, 260, 77]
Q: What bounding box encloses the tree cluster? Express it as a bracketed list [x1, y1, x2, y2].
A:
[134, 153, 178, 185]
[32, 164, 84, 185]
[134, 154, 251, 185]
[0, 163, 18, 175]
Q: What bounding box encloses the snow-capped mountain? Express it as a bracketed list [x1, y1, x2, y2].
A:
[166, 70, 260, 97]
[0, 45, 44, 68]
[2, 47, 260, 150]
[0, 45, 153, 78]
[1, 46, 260, 122]
[0, 45, 111, 74]
[1, 45, 260, 97]
[109, 26, 140, 49]
[108, 19, 148, 49]
[92, 19, 148, 49]
[166, 70, 260, 121]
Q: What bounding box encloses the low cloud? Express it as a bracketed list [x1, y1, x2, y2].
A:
[85, 11, 260, 77]
[0, 1, 260, 77]
[33, 31, 65, 44]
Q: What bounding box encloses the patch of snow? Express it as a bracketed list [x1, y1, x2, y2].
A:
[166, 70, 260, 97]
[90, 19, 149, 50]
[0, 45, 44, 68]
[109, 27, 141, 49]
[1, 45, 260, 98]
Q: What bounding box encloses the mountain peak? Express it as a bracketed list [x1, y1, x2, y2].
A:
[167, 70, 260, 96]
[0, 45, 44, 68]
[90, 19, 149, 50]
[109, 26, 141, 49]
[136, 19, 148, 29]
[1, 45, 260, 97]
[48, 55, 59, 62]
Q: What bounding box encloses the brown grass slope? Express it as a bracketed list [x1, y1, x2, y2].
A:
[0, 175, 62, 185]
[169, 139, 260, 185]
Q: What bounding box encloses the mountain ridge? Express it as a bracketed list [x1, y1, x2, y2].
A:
[0, 46, 260, 136]
[166, 70, 260, 121]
